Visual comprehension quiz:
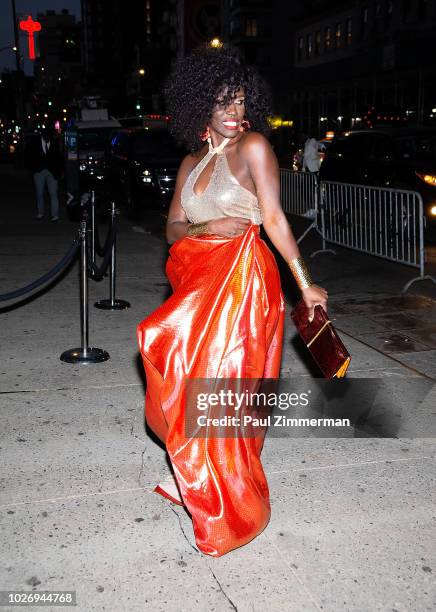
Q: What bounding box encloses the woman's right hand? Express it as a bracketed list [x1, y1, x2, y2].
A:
[207, 217, 251, 238]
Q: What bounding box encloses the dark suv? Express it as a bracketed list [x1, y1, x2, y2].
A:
[108, 128, 185, 219]
[319, 129, 436, 240]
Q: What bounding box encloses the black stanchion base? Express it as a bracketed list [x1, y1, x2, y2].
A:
[94, 299, 131, 310]
[60, 347, 110, 364]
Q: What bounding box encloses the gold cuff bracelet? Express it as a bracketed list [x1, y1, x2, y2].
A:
[288, 256, 313, 290]
[186, 222, 209, 237]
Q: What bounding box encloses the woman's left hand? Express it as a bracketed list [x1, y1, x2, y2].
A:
[301, 284, 328, 322]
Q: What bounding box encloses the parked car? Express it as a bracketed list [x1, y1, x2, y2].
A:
[108, 128, 185, 219]
[319, 129, 436, 240]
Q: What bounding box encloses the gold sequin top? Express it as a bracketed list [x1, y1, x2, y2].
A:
[181, 137, 263, 225]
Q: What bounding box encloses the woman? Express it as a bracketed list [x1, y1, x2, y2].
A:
[137, 45, 328, 557]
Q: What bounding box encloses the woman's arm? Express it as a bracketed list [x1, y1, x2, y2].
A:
[241, 132, 328, 317]
[166, 155, 194, 244]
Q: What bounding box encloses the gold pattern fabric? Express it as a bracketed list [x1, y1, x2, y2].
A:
[181, 138, 263, 225]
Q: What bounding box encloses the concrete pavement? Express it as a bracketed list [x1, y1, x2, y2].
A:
[0, 164, 435, 611]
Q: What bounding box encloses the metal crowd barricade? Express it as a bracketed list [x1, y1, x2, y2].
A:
[319, 181, 436, 292]
[280, 169, 318, 217]
[280, 170, 323, 246]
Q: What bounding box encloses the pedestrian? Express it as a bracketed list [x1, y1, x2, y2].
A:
[302, 136, 323, 173]
[26, 128, 63, 221]
[137, 44, 328, 557]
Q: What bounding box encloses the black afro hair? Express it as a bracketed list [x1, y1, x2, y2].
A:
[164, 44, 272, 153]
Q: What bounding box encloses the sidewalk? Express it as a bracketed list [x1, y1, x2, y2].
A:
[0, 166, 435, 611]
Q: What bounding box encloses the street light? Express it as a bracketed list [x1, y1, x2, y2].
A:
[138, 68, 145, 76]
[210, 38, 223, 48]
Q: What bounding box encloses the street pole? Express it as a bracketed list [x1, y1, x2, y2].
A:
[11, 0, 25, 130]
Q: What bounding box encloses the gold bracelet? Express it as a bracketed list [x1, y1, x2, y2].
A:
[288, 256, 313, 290]
[186, 222, 209, 237]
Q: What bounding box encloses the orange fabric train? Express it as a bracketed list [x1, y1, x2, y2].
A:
[137, 224, 285, 557]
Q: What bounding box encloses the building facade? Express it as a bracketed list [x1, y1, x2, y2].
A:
[221, 0, 302, 114]
[291, 0, 436, 135]
[33, 9, 82, 106]
[81, 0, 178, 114]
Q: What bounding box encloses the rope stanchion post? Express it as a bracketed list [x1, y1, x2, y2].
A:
[60, 218, 110, 364]
[95, 202, 130, 311]
[90, 190, 96, 267]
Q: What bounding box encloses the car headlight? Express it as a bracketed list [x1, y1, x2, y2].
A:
[141, 168, 153, 183]
[416, 172, 436, 186]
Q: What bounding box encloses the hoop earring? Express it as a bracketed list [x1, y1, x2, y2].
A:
[200, 126, 210, 142]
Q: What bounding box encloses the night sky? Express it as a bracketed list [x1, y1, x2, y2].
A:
[0, 0, 81, 75]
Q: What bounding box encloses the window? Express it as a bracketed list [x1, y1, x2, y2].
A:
[419, 0, 428, 19]
[402, 0, 412, 22]
[329, 133, 374, 159]
[385, 0, 393, 27]
[372, 135, 394, 161]
[315, 30, 321, 55]
[361, 6, 368, 34]
[246, 18, 257, 37]
[325, 26, 332, 51]
[131, 131, 182, 158]
[297, 36, 303, 62]
[306, 33, 312, 58]
[346, 18, 352, 45]
[335, 23, 342, 49]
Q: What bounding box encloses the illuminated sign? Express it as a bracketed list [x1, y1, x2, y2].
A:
[19, 16, 41, 60]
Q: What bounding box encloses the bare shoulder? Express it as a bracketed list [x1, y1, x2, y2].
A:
[238, 132, 278, 174]
[239, 131, 274, 160]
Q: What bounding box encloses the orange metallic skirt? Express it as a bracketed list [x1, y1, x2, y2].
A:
[137, 224, 285, 556]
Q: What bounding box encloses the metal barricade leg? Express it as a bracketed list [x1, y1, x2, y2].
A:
[95, 202, 130, 310]
[310, 181, 336, 258]
[401, 200, 436, 292]
[60, 219, 110, 363]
